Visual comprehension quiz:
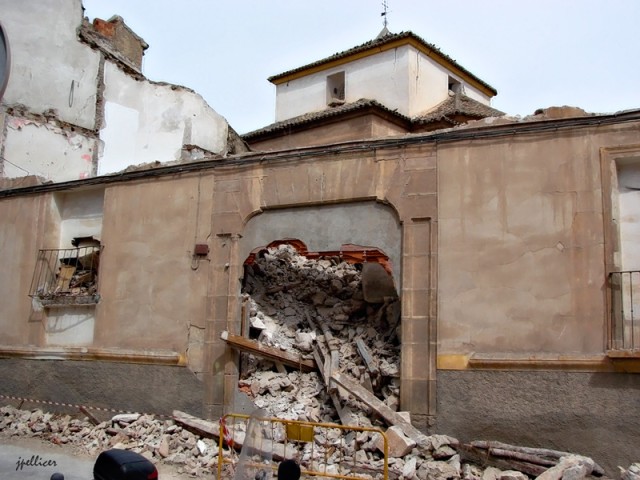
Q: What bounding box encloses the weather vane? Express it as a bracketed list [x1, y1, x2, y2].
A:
[381, 0, 390, 28]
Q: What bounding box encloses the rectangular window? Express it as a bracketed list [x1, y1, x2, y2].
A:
[326, 71, 345, 106]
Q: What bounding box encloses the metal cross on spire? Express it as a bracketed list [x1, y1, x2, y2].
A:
[381, 0, 390, 28]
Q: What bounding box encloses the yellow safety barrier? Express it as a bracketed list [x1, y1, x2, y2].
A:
[218, 413, 389, 480]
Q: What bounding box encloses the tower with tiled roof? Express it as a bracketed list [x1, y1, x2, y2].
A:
[244, 30, 503, 150]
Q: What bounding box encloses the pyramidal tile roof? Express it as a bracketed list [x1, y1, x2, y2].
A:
[268, 30, 497, 96]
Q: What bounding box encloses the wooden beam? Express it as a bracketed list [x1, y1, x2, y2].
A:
[312, 346, 357, 426]
[458, 444, 547, 477]
[469, 441, 605, 476]
[356, 337, 379, 376]
[330, 372, 426, 444]
[221, 331, 316, 372]
[173, 410, 221, 438]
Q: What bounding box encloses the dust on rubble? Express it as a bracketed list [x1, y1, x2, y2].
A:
[240, 243, 400, 424]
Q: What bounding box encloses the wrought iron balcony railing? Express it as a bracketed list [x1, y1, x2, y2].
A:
[609, 270, 640, 351]
[28, 246, 101, 307]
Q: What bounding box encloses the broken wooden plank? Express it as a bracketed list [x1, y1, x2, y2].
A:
[56, 265, 76, 291]
[70, 271, 93, 288]
[330, 371, 426, 444]
[470, 440, 574, 459]
[458, 443, 547, 477]
[312, 345, 357, 425]
[173, 410, 220, 438]
[79, 405, 99, 425]
[469, 441, 605, 476]
[356, 337, 379, 376]
[221, 331, 316, 372]
[482, 447, 557, 467]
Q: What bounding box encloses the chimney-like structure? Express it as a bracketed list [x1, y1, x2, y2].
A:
[92, 15, 148, 70]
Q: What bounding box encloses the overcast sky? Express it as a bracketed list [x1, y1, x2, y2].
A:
[82, 1, 640, 135]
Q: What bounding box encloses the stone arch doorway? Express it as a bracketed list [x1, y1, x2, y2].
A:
[235, 202, 402, 418]
[204, 145, 438, 429]
[239, 202, 402, 281]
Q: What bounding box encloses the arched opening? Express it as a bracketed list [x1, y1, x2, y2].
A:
[215, 201, 404, 424]
[235, 238, 401, 425]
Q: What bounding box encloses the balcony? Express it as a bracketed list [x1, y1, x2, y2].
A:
[608, 270, 640, 354]
[29, 246, 101, 307]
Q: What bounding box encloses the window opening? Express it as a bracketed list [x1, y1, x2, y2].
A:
[448, 75, 462, 94]
[29, 236, 102, 307]
[327, 71, 345, 106]
[610, 159, 640, 350]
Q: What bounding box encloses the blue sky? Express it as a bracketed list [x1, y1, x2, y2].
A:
[83, 0, 640, 134]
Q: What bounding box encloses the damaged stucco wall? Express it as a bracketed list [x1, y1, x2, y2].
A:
[0, 0, 100, 181]
[0, 0, 232, 184]
[0, 193, 61, 346]
[0, 0, 99, 128]
[2, 118, 97, 180]
[95, 175, 215, 375]
[56, 188, 105, 248]
[99, 63, 228, 175]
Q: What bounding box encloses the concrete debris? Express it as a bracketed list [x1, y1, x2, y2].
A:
[376, 425, 416, 458]
[620, 464, 640, 480]
[0, 404, 636, 479]
[238, 243, 401, 427]
[535, 455, 595, 480]
[0, 405, 220, 477]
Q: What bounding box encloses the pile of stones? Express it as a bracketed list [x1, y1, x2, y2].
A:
[241, 244, 401, 423]
[2, 404, 629, 480]
[3, 243, 638, 479]
[0, 406, 218, 477]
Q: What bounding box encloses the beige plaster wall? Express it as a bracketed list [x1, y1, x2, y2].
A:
[0, 194, 60, 346]
[96, 175, 215, 371]
[437, 125, 639, 357]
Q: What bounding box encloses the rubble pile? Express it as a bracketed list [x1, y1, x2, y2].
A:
[3, 243, 636, 479]
[2, 405, 628, 480]
[0, 406, 218, 477]
[239, 244, 401, 424]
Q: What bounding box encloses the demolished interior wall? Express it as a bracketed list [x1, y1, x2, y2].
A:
[0, 0, 235, 184]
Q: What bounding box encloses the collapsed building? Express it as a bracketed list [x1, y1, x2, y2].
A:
[1, 0, 640, 476]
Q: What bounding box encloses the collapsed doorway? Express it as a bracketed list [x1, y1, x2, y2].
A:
[237, 239, 400, 426]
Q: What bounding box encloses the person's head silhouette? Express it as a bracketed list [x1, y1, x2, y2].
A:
[278, 459, 301, 480]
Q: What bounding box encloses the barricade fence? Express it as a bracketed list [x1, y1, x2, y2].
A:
[218, 413, 388, 480]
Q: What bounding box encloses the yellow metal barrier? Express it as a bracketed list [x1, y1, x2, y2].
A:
[218, 413, 388, 480]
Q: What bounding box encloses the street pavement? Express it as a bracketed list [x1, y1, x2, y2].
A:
[0, 436, 215, 480]
[0, 437, 93, 480]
